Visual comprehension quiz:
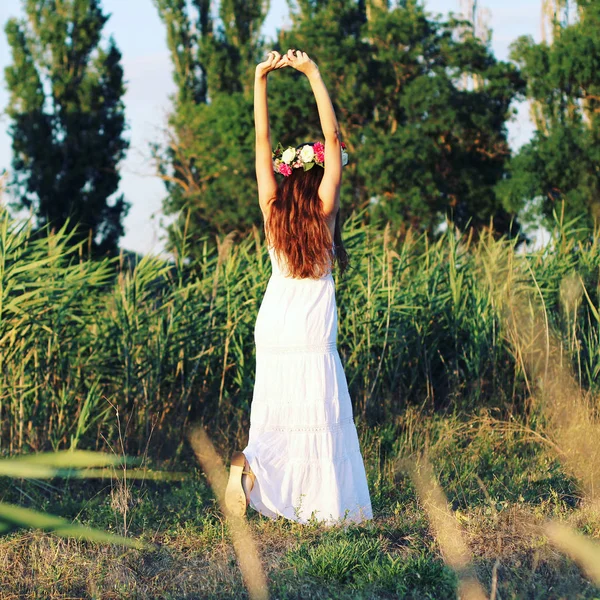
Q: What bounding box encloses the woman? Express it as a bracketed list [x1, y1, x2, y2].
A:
[225, 49, 373, 526]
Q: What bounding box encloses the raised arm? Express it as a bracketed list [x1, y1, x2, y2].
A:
[254, 51, 285, 217]
[285, 50, 342, 218]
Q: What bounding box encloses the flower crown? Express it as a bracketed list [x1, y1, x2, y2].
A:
[272, 141, 349, 176]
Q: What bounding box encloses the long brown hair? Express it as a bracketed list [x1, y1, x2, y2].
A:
[265, 143, 349, 279]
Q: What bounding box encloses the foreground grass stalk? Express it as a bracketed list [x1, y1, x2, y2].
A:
[544, 520, 600, 584]
[0, 502, 145, 548]
[477, 229, 600, 589]
[188, 425, 269, 600]
[483, 245, 600, 500]
[402, 457, 488, 600]
[0, 450, 163, 547]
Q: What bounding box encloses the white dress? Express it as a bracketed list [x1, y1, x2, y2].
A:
[241, 241, 374, 526]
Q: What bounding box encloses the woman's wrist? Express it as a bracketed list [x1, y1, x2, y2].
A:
[305, 66, 321, 81]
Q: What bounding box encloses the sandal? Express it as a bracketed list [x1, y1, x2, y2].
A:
[225, 451, 256, 517]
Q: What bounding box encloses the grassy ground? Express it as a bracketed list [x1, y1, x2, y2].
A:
[1, 412, 599, 599]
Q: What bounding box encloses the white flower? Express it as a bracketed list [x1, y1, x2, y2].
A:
[281, 147, 296, 164]
[300, 145, 315, 163]
[341, 149, 349, 166]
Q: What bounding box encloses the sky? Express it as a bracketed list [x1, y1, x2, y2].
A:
[0, 0, 542, 256]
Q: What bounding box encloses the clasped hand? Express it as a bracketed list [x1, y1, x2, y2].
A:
[255, 49, 318, 78]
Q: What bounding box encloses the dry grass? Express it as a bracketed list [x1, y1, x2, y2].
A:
[0, 502, 598, 599]
[2, 204, 600, 597]
[1, 418, 600, 599]
[403, 457, 487, 600]
[187, 425, 268, 600]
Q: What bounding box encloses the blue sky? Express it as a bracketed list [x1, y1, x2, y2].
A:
[0, 0, 541, 255]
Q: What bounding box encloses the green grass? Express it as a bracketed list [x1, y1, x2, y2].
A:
[1, 206, 600, 596]
[1, 414, 599, 599]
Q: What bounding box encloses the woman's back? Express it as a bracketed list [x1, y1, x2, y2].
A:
[247, 204, 373, 525]
[225, 48, 372, 527]
[267, 242, 335, 280]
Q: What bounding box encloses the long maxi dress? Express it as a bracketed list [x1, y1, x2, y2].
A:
[241, 241, 374, 526]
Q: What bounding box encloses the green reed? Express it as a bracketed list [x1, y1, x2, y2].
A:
[1, 206, 599, 457]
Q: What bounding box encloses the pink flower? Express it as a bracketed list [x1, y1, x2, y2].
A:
[279, 163, 292, 176]
[313, 142, 324, 154]
[315, 150, 325, 163]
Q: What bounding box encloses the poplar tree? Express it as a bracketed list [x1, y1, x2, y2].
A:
[153, 0, 268, 248]
[4, 0, 129, 256]
[276, 0, 525, 237]
[498, 0, 600, 232]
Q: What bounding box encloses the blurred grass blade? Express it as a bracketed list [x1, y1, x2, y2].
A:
[545, 521, 600, 584]
[4, 450, 135, 468]
[188, 425, 269, 600]
[0, 502, 147, 548]
[401, 456, 487, 600]
[0, 453, 185, 481]
[73, 467, 188, 480]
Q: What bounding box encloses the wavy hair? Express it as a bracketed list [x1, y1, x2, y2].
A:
[265, 143, 349, 279]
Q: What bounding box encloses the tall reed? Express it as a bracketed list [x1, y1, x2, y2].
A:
[1, 206, 598, 457]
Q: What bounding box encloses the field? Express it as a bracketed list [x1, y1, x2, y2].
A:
[1, 207, 600, 598]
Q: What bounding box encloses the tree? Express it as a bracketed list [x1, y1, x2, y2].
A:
[277, 0, 525, 237]
[155, 0, 525, 252]
[153, 0, 268, 252]
[498, 0, 600, 232]
[4, 0, 129, 256]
